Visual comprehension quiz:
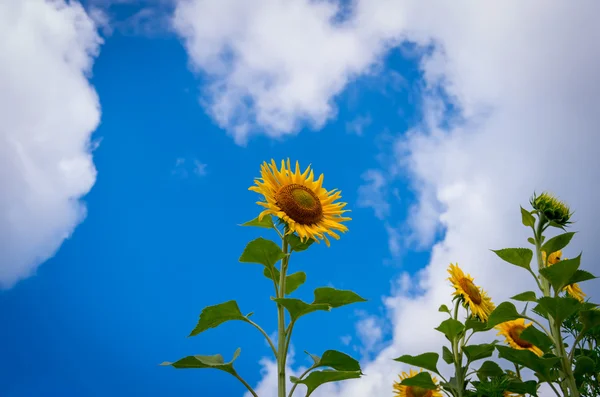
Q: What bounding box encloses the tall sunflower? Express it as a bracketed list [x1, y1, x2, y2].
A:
[542, 250, 587, 302]
[249, 159, 350, 246]
[448, 263, 495, 321]
[496, 318, 543, 357]
[393, 369, 442, 397]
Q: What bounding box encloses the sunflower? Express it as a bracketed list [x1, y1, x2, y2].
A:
[542, 250, 587, 302]
[249, 159, 350, 246]
[393, 369, 443, 397]
[496, 318, 543, 356]
[448, 263, 495, 321]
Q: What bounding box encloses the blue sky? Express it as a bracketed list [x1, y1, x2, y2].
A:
[1, 2, 600, 397]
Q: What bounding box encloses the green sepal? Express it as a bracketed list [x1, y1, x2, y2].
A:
[161, 348, 241, 375]
[188, 300, 252, 337]
[393, 352, 440, 375]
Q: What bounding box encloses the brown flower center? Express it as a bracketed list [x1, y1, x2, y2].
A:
[459, 278, 482, 305]
[508, 325, 533, 348]
[406, 386, 433, 397]
[275, 184, 323, 225]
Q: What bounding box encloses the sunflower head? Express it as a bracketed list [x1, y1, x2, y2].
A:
[530, 191, 572, 227]
[496, 318, 543, 356]
[542, 250, 586, 302]
[249, 159, 351, 247]
[447, 263, 495, 322]
[393, 369, 443, 397]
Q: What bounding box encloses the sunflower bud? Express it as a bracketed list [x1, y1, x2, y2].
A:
[530, 192, 572, 227]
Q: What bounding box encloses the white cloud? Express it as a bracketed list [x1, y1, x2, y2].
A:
[219, 1, 600, 396]
[356, 169, 390, 220]
[0, 0, 102, 289]
[345, 114, 371, 136]
[172, 157, 208, 178]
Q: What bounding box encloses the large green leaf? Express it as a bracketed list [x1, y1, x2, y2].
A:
[393, 352, 440, 375]
[511, 291, 538, 302]
[539, 254, 581, 293]
[291, 370, 361, 396]
[188, 301, 250, 337]
[476, 360, 503, 380]
[487, 302, 523, 328]
[520, 206, 536, 228]
[506, 379, 538, 396]
[491, 248, 533, 271]
[312, 287, 367, 308]
[161, 348, 241, 375]
[309, 350, 362, 372]
[580, 309, 600, 331]
[535, 296, 581, 324]
[463, 343, 495, 363]
[465, 317, 488, 333]
[519, 325, 554, 353]
[541, 232, 575, 256]
[574, 356, 596, 376]
[285, 233, 315, 252]
[240, 216, 274, 229]
[435, 318, 465, 342]
[273, 298, 330, 322]
[568, 269, 597, 285]
[262, 268, 306, 295]
[495, 345, 559, 381]
[399, 371, 438, 390]
[239, 238, 285, 269]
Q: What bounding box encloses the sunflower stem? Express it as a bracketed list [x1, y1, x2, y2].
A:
[452, 299, 464, 397]
[277, 227, 290, 397]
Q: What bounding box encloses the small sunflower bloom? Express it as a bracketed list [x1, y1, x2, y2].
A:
[530, 191, 572, 227]
[542, 250, 586, 302]
[393, 369, 442, 397]
[249, 159, 351, 247]
[448, 263, 495, 321]
[496, 318, 543, 357]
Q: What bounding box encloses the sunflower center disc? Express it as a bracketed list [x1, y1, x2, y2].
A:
[509, 325, 533, 348]
[407, 386, 432, 397]
[459, 278, 482, 305]
[275, 184, 323, 225]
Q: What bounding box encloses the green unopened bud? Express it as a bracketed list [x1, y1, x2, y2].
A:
[530, 192, 573, 227]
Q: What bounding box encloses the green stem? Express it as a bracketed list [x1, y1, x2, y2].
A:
[247, 318, 278, 358]
[514, 363, 521, 381]
[452, 299, 464, 397]
[232, 371, 259, 397]
[277, 230, 290, 397]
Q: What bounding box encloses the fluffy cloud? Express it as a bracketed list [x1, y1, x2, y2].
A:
[0, 0, 102, 288]
[208, 1, 600, 396]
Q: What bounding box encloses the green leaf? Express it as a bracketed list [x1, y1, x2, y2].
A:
[393, 352, 440, 375]
[313, 350, 361, 372]
[580, 309, 600, 331]
[496, 345, 559, 381]
[438, 304, 451, 315]
[435, 318, 465, 342]
[527, 237, 536, 245]
[312, 287, 367, 308]
[161, 348, 241, 375]
[285, 233, 315, 252]
[521, 206, 536, 228]
[304, 351, 321, 366]
[487, 302, 523, 328]
[399, 371, 438, 390]
[476, 360, 503, 380]
[273, 298, 330, 322]
[463, 343, 496, 363]
[568, 269, 597, 285]
[188, 301, 250, 337]
[511, 291, 538, 302]
[491, 248, 533, 271]
[465, 317, 488, 333]
[506, 379, 538, 396]
[541, 232, 576, 257]
[539, 254, 581, 293]
[574, 356, 596, 376]
[442, 346, 454, 365]
[240, 216, 274, 229]
[262, 268, 307, 295]
[239, 238, 285, 269]
[535, 296, 581, 324]
[520, 325, 554, 353]
[291, 370, 361, 396]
